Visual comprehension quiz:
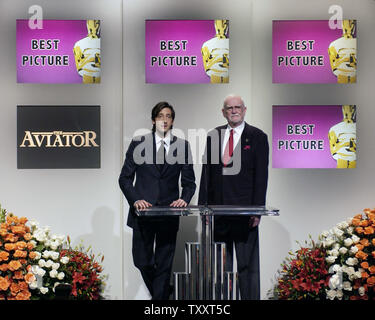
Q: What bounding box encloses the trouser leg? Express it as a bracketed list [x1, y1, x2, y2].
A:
[152, 229, 178, 300]
[132, 227, 156, 297]
[234, 227, 260, 300]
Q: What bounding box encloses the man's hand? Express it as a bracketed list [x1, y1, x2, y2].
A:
[170, 199, 188, 208]
[249, 216, 261, 228]
[134, 200, 152, 210]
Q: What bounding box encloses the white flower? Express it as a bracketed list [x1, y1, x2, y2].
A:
[37, 268, 46, 277]
[343, 281, 352, 291]
[52, 262, 60, 270]
[350, 246, 359, 255]
[321, 230, 330, 238]
[346, 258, 358, 266]
[326, 289, 337, 300]
[50, 241, 59, 251]
[331, 264, 341, 273]
[344, 238, 353, 247]
[40, 287, 49, 294]
[60, 256, 69, 264]
[337, 221, 349, 230]
[45, 260, 54, 268]
[42, 250, 50, 259]
[355, 271, 362, 279]
[326, 256, 336, 264]
[333, 227, 344, 238]
[57, 272, 65, 280]
[359, 287, 365, 296]
[329, 274, 341, 289]
[38, 259, 46, 268]
[49, 270, 58, 278]
[336, 290, 343, 300]
[29, 281, 38, 290]
[351, 235, 360, 244]
[329, 249, 339, 257]
[339, 247, 348, 255]
[347, 227, 354, 235]
[50, 251, 60, 261]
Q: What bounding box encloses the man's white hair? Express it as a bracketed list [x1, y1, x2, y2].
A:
[222, 94, 245, 108]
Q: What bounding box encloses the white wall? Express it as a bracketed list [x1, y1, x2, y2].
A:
[0, 0, 374, 300]
[0, 0, 123, 299]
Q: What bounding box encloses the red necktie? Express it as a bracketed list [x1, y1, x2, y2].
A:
[223, 129, 233, 167]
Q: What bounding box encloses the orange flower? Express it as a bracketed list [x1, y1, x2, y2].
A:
[24, 233, 32, 241]
[352, 218, 361, 226]
[369, 266, 375, 274]
[26, 242, 34, 250]
[4, 234, 18, 243]
[356, 227, 364, 234]
[364, 226, 374, 235]
[356, 251, 368, 260]
[367, 213, 375, 221]
[19, 217, 27, 224]
[361, 262, 369, 269]
[0, 276, 10, 291]
[367, 276, 375, 287]
[24, 273, 36, 284]
[15, 241, 27, 250]
[8, 260, 22, 271]
[0, 264, 8, 272]
[359, 220, 369, 227]
[372, 251, 375, 259]
[11, 225, 25, 235]
[372, 239, 375, 246]
[18, 281, 28, 291]
[13, 271, 24, 280]
[10, 282, 20, 295]
[29, 251, 37, 259]
[362, 271, 370, 279]
[4, 243, 16, 251]
[354, 214, 363, 220]
[15, 290, 31, 300]
[360, 239, 370, 247]
[0, 251, 9, 262]
[14, 250, 27, 258]
[356, 244, 365, 251]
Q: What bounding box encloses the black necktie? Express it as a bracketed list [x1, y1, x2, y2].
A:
[156, 140, 166, 171]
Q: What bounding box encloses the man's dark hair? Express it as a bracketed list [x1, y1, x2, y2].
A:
[151, 101, 175, 132]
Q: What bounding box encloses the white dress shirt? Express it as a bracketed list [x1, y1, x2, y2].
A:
[221, 121, 245, 157]
[155, 131, 171, 154]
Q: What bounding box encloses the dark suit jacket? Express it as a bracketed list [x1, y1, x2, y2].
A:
[119, 132, 196, 231]
[198, 122, 269, 236]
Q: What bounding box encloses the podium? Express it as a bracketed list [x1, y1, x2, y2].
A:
[136, 205, 279, 300]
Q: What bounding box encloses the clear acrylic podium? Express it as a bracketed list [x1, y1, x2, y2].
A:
[136, 205, 279, 300]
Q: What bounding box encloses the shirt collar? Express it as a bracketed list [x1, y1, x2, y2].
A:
[155, 131, 171, 147]
[227, 121, 245, 135]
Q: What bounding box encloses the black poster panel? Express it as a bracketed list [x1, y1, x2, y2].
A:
[17, 105, 100, 169]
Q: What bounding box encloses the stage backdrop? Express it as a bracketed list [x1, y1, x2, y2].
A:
[17, 105, 101, 169]
[272, 20, 357, 83]
[17, 19, 101, 84]
[272, 105, 357, 169]
[145, 19, 230, 83]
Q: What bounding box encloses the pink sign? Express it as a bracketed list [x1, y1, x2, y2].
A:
[272, 20, 357, 84]
[145, 20, 230, 84]
[17, 20, 101, 84]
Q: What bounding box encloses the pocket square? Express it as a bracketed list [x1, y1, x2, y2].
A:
[244, 145, 251, 150]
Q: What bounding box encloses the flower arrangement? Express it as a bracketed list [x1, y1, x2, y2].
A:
[0, 206, 37, 300]
[0, 205, 106, 300]
[28, 220, 70, 299]
[320, 208, 375, 300]
[269, 237, 330, 300]
[271, 207, 375, 300]
[60, 238, 106, 300]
